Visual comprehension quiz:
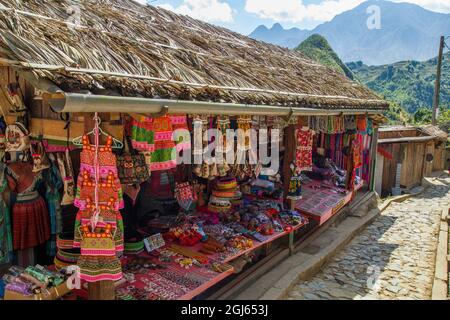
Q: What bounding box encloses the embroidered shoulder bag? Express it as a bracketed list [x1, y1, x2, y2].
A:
[117, 132, 150, 185]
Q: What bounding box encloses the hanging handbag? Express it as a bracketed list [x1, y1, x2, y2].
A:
[117, 132, 150, 185]
[174, 182, 197, 211]
[57, 149, 75, 205]
[31, 141, 50, 172]
[79, 225, 116, 257]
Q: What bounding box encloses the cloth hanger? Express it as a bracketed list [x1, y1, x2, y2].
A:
[72, 117, 124, 149]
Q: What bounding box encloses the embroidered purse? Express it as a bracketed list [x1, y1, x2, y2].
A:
[31, 141, 50, 172]
[79, 224, 116, 256]
[117, 134, 150, 185]
[174, 182, 196, 211]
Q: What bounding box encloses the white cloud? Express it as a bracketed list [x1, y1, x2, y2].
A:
[158, 0, 233, 23]
[244, 0, 450, 24]
[132, 0, 148, 5]
[391, 0, 450, 13]
[244, 0, 365, 23]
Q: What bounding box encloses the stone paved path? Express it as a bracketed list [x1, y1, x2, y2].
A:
[287, 177, 450, 300]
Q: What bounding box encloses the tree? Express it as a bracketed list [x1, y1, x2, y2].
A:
[413, 108, 432, 124]
[437, 107, 450, 134]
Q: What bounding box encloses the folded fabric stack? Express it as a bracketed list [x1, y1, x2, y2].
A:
[54, 205, 79, 270]
[3, 265, 67, 296]
[208, 178, 242, 213]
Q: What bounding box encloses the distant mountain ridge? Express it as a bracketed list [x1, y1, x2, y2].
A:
[249, 0, 450, 65]
[348, 52, 450, 114]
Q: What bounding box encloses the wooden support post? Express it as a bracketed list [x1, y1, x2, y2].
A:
[83, 113, 116, 301]
[288, 231, 295, 256]
[283, 124, 297, 204]
[88, 281, 115, 300]
[369, 125, 379, 192]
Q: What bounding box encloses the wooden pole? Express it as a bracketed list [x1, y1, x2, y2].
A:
[283, 124, 297, 204]
[369, 125, 379, 192]
[432, 36, 445, 125]
[83, 113, 116, 300]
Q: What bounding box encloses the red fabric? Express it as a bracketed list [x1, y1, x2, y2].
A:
[13, 196, 50, 250]
[6, 162, 39, 194]
[295, 127, 314, 172]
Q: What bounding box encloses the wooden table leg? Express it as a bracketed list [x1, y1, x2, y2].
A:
[88, 281, 115, 300]
[288, 232, 294, 256]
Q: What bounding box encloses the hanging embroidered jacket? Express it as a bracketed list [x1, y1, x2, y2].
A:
[130, 117, 154, 152]
[75, 135, 124, 211]
[150, 116, 177, 171]
[74, 135, 123, 283]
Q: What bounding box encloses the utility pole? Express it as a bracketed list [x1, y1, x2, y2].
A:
[432, 36, 445, 125]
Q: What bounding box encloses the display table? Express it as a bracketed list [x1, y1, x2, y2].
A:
[115, 219, 309, 300]
[116, 254, 234, 300]
[295, 180, 363, 225]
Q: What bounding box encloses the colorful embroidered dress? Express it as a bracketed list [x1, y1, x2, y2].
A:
[170, 115, 191, 153]
[75, 135, 124, 211]
[295, 127, 314, 172]
[74, 135, 123, 283]
[131, 115, 184, 172]
[130, 117, 154, 152]
[149, 116, 177, 171]
[6, 162, 50, 250]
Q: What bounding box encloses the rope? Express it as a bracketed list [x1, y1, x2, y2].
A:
[90, 112, 101, 231]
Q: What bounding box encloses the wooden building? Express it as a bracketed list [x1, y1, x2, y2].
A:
[375, 125, 448, 196]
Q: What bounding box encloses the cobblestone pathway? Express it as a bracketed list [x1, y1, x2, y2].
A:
[287, 177, 450, 300]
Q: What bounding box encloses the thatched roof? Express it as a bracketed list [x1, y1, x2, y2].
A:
[419, 125, 448, 141]
[0, 0, 388, 110]
[379, 124, 448, 143]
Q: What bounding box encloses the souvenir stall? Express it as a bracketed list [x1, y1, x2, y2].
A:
[0, 104, 382, 300]
[0, 109, 313, 300]
[0, 0, 388, 301]
[290, 115, 375, 225]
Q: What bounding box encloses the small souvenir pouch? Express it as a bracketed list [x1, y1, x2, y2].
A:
[143, 233, 165, 253]
[174, 182, 196, 211]
[31, 141, 50, 172]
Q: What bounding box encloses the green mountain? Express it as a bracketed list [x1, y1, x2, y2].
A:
[347, 52, 450, 114]
[295, 34, 355, 80]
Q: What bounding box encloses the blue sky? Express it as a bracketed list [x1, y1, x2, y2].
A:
[137, 0, 450, 35]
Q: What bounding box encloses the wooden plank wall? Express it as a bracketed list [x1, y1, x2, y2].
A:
[403, 142, 426, 188]
[381, 142, 426, 194]
[379, 129, 418, 140]
[381, 143, 399, 194]
[433, 143, 446, 171]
